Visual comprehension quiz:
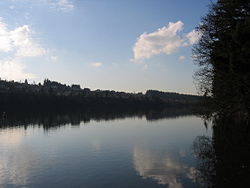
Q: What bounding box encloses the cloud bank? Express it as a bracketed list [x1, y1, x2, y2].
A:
[0, 18, 46, 80]
[0, 59, 35, 80]
[0, 18, 46, 57]
[132, 21, 201, 61]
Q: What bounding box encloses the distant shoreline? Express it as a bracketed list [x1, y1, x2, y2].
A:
[0, 79, 201, 109]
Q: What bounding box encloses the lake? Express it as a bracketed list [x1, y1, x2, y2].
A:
[0, 111, 211, 188]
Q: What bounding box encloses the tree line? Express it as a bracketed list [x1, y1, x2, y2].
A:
[0, 79, 201, 110]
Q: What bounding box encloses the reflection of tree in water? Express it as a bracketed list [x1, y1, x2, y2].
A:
[0, 107, 196, 130]
[193, 114, 250, 187]
[193, 136, 215, 188]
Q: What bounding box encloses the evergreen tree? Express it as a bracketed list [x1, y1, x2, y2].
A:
[194, 0, 250, 113]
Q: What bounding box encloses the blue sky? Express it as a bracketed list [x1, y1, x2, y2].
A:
[0, 0, 210, 94]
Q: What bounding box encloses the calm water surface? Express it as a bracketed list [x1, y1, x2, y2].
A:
[0, 114, 211, 188]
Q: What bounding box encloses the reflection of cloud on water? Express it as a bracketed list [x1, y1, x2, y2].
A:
[133, 146, 195, 188]
[0, 129, 38, 187]
[0, 128, 23, 147]
[0, 152, 37, 187]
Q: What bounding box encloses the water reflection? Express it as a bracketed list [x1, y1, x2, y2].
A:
[0, 107, 196, 130]
[193, 114, 250, 187]
[0, 128, 36, 187]
[0, 109, 205, 188]
[133, 146, 195, 188]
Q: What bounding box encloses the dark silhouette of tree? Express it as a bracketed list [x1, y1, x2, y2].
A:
[0, 79, 201, 109]
[0, 107, 197, 130]
[193, 0, 250, 113]
[193, 114, 250, 187]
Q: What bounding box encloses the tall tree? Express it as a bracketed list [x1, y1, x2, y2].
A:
[194, 0, 250, 113]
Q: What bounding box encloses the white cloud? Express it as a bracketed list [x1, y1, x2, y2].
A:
[11, 25, 46, 57]
[0, 59, 36, 80]
[0, 20, 12, 52]
[132, 21, 201, 61]
[0, 18, 48, 81]
[53, 0, 74, 11]
[91, 62, 103, 68]
[7, 0, 74, 12]
[186, 30, 201, 45]
[0, 18, 46, 57]
[133, 21, 184, 61]
[179, 56, 186, 61]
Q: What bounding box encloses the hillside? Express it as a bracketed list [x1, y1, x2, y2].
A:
[0, 79, 201, 109]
